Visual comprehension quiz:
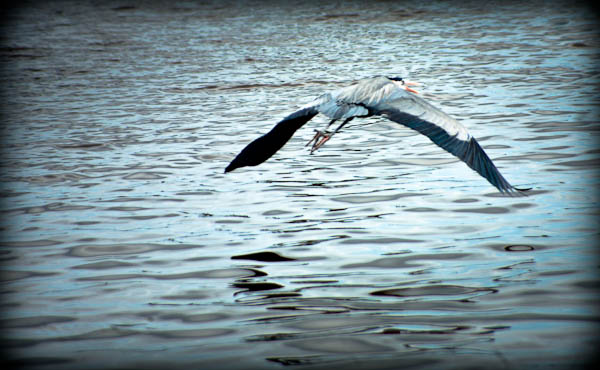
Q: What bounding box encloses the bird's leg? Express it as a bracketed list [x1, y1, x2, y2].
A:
[333, 116, 354, 134]
[310, 117, 354, 153]
[306, 119, 336, 152]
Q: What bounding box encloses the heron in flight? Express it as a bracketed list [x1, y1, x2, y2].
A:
[225, 76, 527, 194]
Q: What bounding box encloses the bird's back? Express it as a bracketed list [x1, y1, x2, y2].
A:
[306, 76, 394, 120]
[334, 76, 396, 105]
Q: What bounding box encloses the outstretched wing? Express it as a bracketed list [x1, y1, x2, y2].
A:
[225, 106, 318, 173]
[370, 89, 521, 194]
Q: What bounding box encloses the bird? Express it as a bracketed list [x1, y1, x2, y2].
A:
[225, 76, 528, 195]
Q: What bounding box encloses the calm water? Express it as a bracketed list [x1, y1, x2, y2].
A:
[1, 1, 599, 369]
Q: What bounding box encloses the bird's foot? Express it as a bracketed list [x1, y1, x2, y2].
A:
[306, 130, 332, 153]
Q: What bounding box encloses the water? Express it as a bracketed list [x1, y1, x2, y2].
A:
[1, 1, 599, 369]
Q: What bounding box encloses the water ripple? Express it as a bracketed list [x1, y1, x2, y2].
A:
[1, 1, 598, 369]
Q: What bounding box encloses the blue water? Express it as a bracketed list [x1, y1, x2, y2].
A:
[1, 1, 599, 369]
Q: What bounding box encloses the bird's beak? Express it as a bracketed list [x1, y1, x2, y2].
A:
[404, 80, 419, 94]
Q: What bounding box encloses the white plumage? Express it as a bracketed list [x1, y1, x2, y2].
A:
[226, 76, 527, 195]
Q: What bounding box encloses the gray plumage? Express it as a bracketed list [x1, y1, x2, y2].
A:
[225, 76, 527, 194]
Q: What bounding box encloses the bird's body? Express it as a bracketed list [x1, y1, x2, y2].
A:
[225, 76, 526, 194]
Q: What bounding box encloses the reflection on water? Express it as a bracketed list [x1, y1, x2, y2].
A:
[1, 1, 599, 369]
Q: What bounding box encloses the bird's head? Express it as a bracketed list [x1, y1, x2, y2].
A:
[388, 76, 419, 94]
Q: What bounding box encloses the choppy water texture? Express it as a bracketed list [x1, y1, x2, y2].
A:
[1, 1, 599, 369]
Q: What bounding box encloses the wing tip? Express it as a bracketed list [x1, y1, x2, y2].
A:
[224, 107, 319, 174]
[498, 185, 532, 197]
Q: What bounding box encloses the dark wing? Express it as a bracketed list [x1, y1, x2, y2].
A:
[225, 106, 318, 173]
[371, 91, 523, 194]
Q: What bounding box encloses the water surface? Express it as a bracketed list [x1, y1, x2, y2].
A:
[1, 1, 599, 369]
